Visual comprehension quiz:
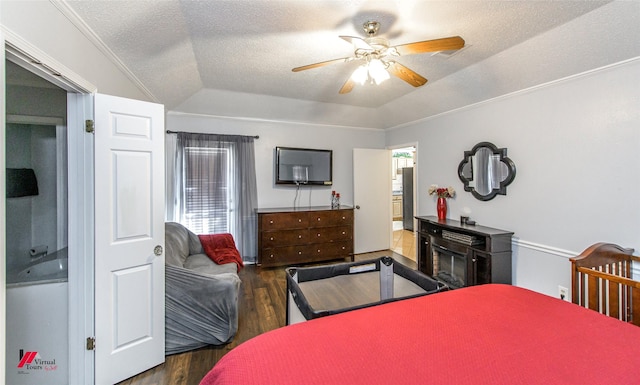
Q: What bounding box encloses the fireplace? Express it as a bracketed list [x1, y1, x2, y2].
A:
[432, 244, 467, 289]
[417, 216, 514, 288]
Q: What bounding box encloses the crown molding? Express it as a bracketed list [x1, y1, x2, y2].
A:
[51, 0, 158, 102]
[166, 110, 383, 132]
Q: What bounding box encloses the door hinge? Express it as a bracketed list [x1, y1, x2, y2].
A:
[86, 337, 96, 351]
[85, 119, 95, 133]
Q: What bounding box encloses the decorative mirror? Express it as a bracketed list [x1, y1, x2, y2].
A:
[458, 142, 516, 201]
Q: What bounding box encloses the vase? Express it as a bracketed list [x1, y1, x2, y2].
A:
[437, 197, 447, 220]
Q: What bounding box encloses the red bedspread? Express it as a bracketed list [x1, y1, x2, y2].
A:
[200, 284, 640, 385]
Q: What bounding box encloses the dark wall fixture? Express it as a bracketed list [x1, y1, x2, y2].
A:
[6, 168, 39, 198]
[458, 142, 516, 201]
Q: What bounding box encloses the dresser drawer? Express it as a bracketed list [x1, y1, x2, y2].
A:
[261, 241, 353, 267]
[260, 245, 313, 267]
[261, 229, 309, 248]
[309, 209, 353, 227]
[261, 212, 308, 230]
[309, 225, 353, 243]
[306, 241, 353, 260]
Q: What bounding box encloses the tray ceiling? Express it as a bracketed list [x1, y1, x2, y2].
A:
[60, 1, 640, 128]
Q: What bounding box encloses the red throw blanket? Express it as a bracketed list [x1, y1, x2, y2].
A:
[198, 233, 244, 271]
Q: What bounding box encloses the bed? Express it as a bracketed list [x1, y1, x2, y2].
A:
[200, 283, 640, 385]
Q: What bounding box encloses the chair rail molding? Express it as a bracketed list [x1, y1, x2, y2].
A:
[513, 238, 578, 259]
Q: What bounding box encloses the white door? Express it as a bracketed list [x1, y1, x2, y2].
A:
[94, 94, 165, 384]
[353, 148, 391, 253]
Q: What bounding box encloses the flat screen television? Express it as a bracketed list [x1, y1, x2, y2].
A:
[276, 147, 332, 186]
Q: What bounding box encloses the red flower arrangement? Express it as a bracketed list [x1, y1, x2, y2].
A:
[428, 185, 455, 198]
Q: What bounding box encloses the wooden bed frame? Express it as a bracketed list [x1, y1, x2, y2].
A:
[571, 242, 640, 326]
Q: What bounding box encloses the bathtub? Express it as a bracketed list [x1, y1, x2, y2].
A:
[6, 249, 69, 385]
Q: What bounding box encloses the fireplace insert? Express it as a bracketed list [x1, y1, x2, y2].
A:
[432, 244, 467, 289]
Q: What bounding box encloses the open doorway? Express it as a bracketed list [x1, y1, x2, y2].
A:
[5, 59, 71, 385]
[4, 40, 95, 384]
[391, 146, 415, 261]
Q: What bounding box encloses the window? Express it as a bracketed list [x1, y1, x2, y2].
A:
[183, 146, 233, 235]
[169, 132, 258, 262]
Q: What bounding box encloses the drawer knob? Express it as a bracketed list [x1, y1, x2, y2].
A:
[317, 218, 321, 221]
[269, 220, 274, 224]
[298, 219, 302, 222]
[317, 249, 321, 253]
[317, 233, 321, 237]
[342, 231, 346, 235]
[342, 216, 346, 220]
[298, 235, 302, 239]
[298, 251, 302, 255]
[269, 254, 274, 258]
[270, 237, 274, 241]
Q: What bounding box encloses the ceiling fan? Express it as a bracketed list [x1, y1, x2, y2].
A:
[292, 21, 465, 94]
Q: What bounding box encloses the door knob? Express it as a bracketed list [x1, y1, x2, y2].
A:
[154, 245, 163, 256]
[355, 205, 361, 209]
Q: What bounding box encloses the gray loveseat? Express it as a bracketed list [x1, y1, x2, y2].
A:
[164, 222, 242, 355]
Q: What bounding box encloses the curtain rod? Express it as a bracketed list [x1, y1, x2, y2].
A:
[166, 130, 259, 139]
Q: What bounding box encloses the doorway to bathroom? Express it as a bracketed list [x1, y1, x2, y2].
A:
[4, 60, 70, 385]
[3, 36, 166, 383]
[391, 146, 416, 261]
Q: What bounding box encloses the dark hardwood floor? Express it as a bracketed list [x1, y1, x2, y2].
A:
[117, 251, 415, 385]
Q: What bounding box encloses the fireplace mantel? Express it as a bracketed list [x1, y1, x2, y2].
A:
[415, 216, 514, 288]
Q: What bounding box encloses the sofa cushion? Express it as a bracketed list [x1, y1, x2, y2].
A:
[184, 254, 238, 275]
[188, 229, 205, 255]
[165, 222, 191, 267]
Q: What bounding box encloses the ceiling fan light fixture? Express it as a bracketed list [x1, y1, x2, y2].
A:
[292, 21, 464, 93]
[368, 59, 390, 85]
[350, 59, 390, 86]
[351, 65, 368, 85]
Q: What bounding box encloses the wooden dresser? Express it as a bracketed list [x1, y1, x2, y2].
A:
[257, 206, 354, 267]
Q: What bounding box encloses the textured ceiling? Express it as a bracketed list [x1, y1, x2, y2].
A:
[63, 0, 640, 128]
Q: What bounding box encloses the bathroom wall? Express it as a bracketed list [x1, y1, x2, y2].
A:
[5, 61, 68, 274]
[5, 123, 32, 272]
[5, 123, 60, 273]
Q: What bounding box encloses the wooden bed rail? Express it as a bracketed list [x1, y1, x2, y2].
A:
[570, 243, 639, 326]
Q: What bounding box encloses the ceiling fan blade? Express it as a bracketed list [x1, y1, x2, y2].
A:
[339, 76, 356, 94]
[339, 36, 373, 50]
[292, 57, 351, 72]
[387, 62, 428, 87]
[393, 36, 465, 56]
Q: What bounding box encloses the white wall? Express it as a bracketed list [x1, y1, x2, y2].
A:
[166, 113, 386, 209]
[1, 1, 149, 102]
[387, 58, 640, 297]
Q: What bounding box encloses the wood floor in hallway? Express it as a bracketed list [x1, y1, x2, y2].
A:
[391, 228, 415, 262]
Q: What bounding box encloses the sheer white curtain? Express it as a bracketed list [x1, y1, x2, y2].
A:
[167, 132, 258, 263]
